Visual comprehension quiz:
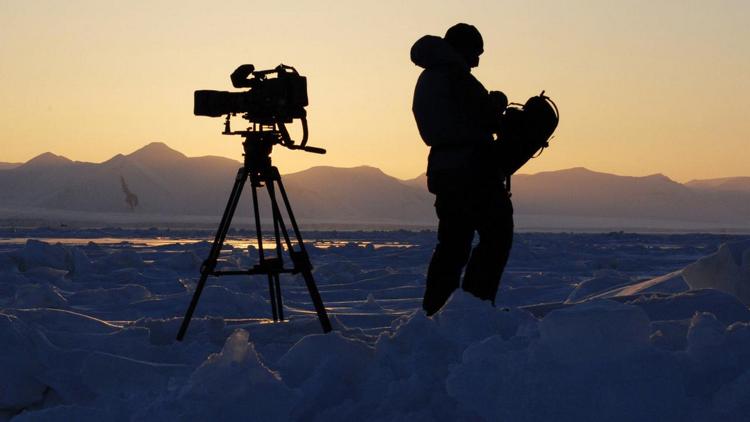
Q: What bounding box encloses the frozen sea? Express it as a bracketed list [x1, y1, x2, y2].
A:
[1, 228, 750, 421]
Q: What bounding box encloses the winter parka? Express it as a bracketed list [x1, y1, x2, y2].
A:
[411, 35, 496, 179]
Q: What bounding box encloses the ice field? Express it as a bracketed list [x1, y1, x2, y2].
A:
[1, 228, 750, 421]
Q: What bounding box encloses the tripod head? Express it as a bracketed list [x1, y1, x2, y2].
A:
[222, 114, 326, 155]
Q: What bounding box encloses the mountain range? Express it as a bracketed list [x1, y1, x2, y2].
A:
[1, 142, 749, 231]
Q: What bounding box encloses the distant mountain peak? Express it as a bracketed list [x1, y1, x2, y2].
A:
[127, 142, 187, 162]
[19, 152, 72, 169]
[289, 165, 388, 178]
[352, 165, 388, 175]
[642, 173, 676, 183]
[549, 167, 594, 174]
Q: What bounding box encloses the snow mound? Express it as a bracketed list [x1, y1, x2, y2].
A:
[434, 290, 537, 346]
[446, 300, 689, 421]
[538, 299, 652, 363]
[278, 332, 373, 419]
[144, 329, 297, 420]
[0, 313, 47, 413]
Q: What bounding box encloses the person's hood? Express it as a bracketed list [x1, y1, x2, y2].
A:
[410, 35, 468, 70]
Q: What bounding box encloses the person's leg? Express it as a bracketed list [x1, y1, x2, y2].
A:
[424, 194, 475, 315]
[462, 193, 514, 304]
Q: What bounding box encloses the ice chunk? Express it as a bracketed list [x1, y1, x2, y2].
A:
[279, 331, 372, 387]
[18, 267, 68, 288]
[565, 269, 633, 303]
[354, 293, 385, 312]
[67, 284, 152, 307]
[97, 249, 144, 270]
[105, 268, 143, 285]
[626, 289, 750, 325]
[650, 320, 690, 351]
[361, 311, 465, 418]
[172, 329, 297, 420]
[68, 247, 94, 276]
[683, 312, 742, 398]
[158, 250, 202, 271]
[687, 312, 726, 360]
[538, 299, 651, 364]
[683, 240, 750, 305]
[13, 283, 68, 309]
[375, 311, 459, 380]
[21, 240, 69, 271]
[609, 269, 689, 297]
[277, 332, 373, 420]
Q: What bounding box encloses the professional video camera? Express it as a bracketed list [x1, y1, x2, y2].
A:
[195, 64, 307, 121]
[193, 64, 323, 153]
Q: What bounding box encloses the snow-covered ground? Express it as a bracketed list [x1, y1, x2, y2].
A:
[1, 229, 750, 421]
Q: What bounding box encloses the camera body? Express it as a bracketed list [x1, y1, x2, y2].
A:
[194, 64, 308, 123]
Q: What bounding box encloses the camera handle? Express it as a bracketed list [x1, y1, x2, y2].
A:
[278, 118, 327, 154]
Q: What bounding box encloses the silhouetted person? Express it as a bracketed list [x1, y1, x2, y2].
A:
[411, 23, 513, 315]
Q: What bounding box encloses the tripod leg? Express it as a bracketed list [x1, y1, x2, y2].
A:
[267, 274, 279, 322]
[265, 175, 289, 322]
[274, 170, 309, 251]
[177, 168, 248, 341]
[273, 171, 332, 333]
[251, 176, 279, 322]
[273, 273, 284, 321]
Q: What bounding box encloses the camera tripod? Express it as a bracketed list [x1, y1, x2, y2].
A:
[176, 130, 332, 341]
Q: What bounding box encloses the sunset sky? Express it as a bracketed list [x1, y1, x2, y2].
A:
[1, 0, 748, 182]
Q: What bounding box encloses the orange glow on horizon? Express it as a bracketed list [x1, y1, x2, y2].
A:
[1, 1, 749, 183]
